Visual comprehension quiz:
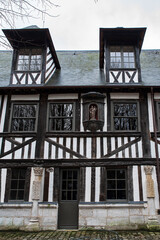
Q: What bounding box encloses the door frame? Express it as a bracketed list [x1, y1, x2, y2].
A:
[58, 168, 79, 229]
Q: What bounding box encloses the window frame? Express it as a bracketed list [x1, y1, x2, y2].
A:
[10, 101, 39, 133]
[111, 100, 140, 132]
[5, 168, 31, 203]
[106, 168, 128, 202]
[16, 48, 42, 72]
[109, 46, 136, 69]
[47, 101, 76, 132]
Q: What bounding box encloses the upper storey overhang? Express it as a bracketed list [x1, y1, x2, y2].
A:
[100, 27, 146, 69]
[3, 27, 60, 69]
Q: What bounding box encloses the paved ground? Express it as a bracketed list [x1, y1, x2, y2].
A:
[0, 230, 160, 240]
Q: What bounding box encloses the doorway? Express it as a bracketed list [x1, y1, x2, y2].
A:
[58, 169, 79, 229]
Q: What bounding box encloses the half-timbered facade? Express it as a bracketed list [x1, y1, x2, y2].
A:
[0, 26, 160, 230]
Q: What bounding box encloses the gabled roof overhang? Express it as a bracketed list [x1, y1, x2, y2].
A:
[3, 27, 60, 69]
[99, 27, 146, 68]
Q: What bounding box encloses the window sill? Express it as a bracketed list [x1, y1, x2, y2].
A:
[79, 201, 147, 209]
[0, 202, 32, 208]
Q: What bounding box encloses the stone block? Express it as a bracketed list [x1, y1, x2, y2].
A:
[130, 216, 144, 224]
[92, 209, 107, 218]
[0, 218, 4, 225]
[129, 208, 143, 216]
[24, 217, 30, 225]
[107, 208, 129, 218]
[84, 216, 106, 226]
[4, 218, 13, 226]
[79, 209, 93, 218]
[107, 217, 129, 226]
[12, 218, 24, 226]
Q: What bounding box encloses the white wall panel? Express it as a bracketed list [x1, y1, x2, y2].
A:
[133, 166, 140, 201]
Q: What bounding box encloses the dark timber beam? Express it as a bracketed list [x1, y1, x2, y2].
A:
[0, 158, 158, 168]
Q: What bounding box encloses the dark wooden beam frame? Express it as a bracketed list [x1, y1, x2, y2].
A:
[0, 158, 158, 168]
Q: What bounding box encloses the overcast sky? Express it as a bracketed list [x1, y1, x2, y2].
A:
[6, 0, 160, 50]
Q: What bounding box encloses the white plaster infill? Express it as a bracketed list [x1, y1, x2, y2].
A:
[79, 202, 147, 209]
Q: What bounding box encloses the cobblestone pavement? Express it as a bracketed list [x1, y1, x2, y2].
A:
[0, 230, 160, 240]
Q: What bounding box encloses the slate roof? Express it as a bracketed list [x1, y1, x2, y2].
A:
[0, 50, 160, 87]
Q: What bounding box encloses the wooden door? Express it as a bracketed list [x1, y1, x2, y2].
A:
[58, 169, 79, 229]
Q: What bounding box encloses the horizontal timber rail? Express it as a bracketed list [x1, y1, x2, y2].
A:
[0, 132, 142, 137]
[0, 158, 158, 168]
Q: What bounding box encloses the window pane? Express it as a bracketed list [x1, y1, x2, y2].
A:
[62, 191, 66, 200]
[67, 181, 73, 190]
[107, 190, 116, 199]
[117, 170, 125, 179]
[49, 103, 74, 131]
[17, 190, 24, 200]
[63, 119, 72, 131]
[11, 180, 18, 189]
[73, 171, 78, 179]
[117, 190, 126, 199]
[18, 180, 25, 189]
[67, 191, 72, 200]
[73, 181, 77, 189]
[107, 180, 116, 189]
[117, 180, 126, 189]
[107, 170, 115, 179]
[10, 190, 17, 200]
[73, 191, 77, 200]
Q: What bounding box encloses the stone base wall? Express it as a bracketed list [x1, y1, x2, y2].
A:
[0, 203, 58, 230]
[39, 204, 58, 230]
[0, 202, 159, 230]
[79, 203, 157, 230]
[0, 204, 32, 230]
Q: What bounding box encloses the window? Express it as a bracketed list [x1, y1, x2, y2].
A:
[106, 169, 127, 201]
[112, 102, 138, 131]
[11, 103, 38, 132]
[16, 49, 42, 71]
[48, 103, 74, 131]
[110, 46, 135, 69]
[4, 168, 31, 202]
[9, 168, 27, 201]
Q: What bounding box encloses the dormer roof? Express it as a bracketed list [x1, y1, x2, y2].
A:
[3, 27, 60, 69]
[100, 27, 146, 68]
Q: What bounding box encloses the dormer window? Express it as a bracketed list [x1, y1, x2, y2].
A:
[110, 46, 135, 69]
[16, 49, 42, 71]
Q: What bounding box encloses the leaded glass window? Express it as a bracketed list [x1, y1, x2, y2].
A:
[49, 103, 74, 131]
[17, 49, 42, 71]
[113, 102, 138, 131]
[110, 46, 135, 68]
[11, 104, 37, 132]
[107, 169, 127, 201]
[9, 168, 27, 201]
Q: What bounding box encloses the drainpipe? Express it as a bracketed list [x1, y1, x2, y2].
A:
[151, 87, 160, 205]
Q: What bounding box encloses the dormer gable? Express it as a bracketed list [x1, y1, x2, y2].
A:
[100, 27, 146, 84]
[3, 26, 60, 85]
